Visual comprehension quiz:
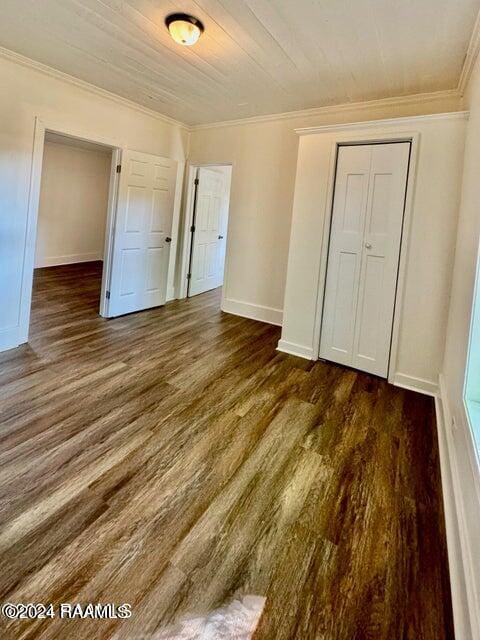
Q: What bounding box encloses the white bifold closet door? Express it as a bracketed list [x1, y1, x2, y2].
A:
[319, 142, 410, 378]
[107, 150, 177, 317]
[189, 167, 228, 297]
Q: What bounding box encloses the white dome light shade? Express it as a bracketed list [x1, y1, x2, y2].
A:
[166, 14, 204, 46]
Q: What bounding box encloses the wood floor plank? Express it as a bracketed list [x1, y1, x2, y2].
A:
[0, 263, 454, 639]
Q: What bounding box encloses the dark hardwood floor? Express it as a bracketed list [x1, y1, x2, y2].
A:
[0, 262, 454, 639]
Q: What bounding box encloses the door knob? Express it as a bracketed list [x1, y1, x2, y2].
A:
[165, 237, 172, 243]
[218, 235, 224, 240]
[364, 242, 372, 249]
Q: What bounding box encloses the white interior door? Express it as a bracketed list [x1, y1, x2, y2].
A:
[107, 150, 177, 317]
[189, 167, 229, 297]
[320, 142, 410, 377]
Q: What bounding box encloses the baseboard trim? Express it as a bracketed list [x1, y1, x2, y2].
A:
[277, 339, 315, 360]
[36, 252, 103, 268]
[436, 374, 480, 639]
[221, 298, 283, 326]
[392, 372, 438, 397]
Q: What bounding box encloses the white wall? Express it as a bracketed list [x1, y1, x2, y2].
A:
[188, 92, 462, 325]
[35, 141, 111, 268]
[279, 114, 467, 394]
[440, 53, 480, 639]
[0, 52, 188, 351]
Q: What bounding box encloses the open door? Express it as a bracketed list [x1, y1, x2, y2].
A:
[188, 166, 230, 297]
[106, 150, 177, 317]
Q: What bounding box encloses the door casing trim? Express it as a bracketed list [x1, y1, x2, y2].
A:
[20, 117, 124, 343]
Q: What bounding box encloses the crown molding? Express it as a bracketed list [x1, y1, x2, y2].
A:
[0, 45, 189, 130]
[0, 42, 470, 135]
[458, 8, 480, 95]
[294, 111, 469, 136]
[189, 89, 461, 131]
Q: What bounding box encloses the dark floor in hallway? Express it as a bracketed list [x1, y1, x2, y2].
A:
[0, 262, 454, 639]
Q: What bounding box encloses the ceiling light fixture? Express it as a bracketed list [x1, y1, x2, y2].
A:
[165, 13, 204, 46]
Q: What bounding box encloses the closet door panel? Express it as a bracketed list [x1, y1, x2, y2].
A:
[319, 145, 372, 366]
[352, 142, 410, 376]
[320, 142, 410, 378]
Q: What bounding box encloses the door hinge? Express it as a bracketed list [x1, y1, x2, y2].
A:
[194, 178, 199, 186]
[186, 273, 191, 280]
[106, 290, 111, 299]
[190, 225, 196, 233]
[116, 164, 122, 173]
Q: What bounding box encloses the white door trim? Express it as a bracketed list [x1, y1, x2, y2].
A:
[19, 117, 124, 343]
[99, 147, 122, 317]
[312, 130, 420, 385]
[177, 162, 233, 302]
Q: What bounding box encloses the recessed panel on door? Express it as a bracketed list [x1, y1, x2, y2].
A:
[146, 247, 164, 292]
[125, 186, 147, 233]
[355, 254, 384, 361]
[120, 248, 141, 297]
[320, 142, 410, 378]
[331, 251, 358, 355]
[150, 188, 168, 232]
[130, 159, 148, 177]
[193, 244, 206, 282]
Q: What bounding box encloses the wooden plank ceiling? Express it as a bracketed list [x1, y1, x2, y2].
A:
[0, 0, 479, 125]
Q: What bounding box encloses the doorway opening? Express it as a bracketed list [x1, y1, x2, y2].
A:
[179, 164, 232, 300]
[32, 132, 113, 337]
[27, 127, 120, 342]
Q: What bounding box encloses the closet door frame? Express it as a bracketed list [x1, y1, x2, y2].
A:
[313, 130, 420, 385]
